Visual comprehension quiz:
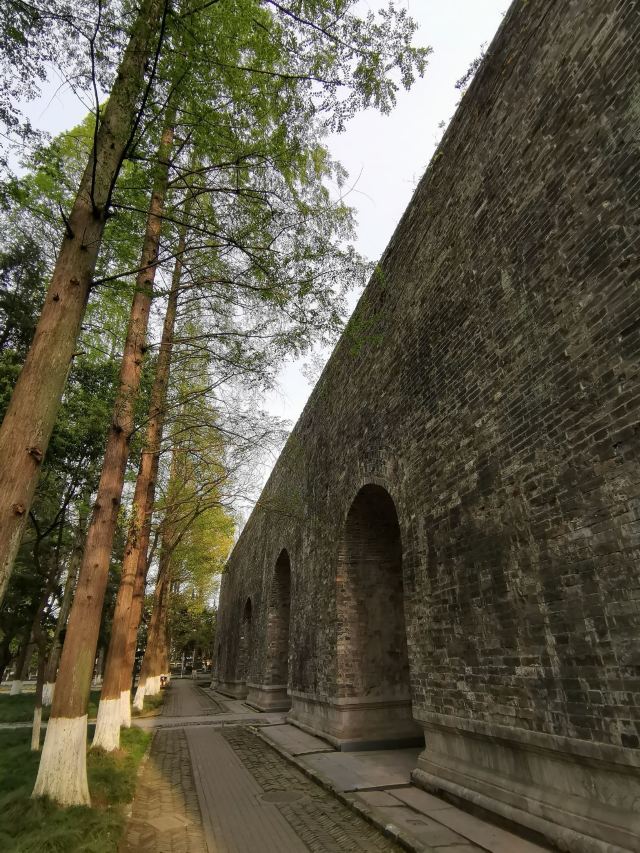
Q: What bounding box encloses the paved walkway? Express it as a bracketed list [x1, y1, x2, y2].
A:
[132, 681, 283, 732]
[122, 680, 550, 853]
[122, 680, 402, 852]
[161, 680, 225, 717]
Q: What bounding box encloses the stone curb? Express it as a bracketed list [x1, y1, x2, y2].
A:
[250, 725, 431, 853]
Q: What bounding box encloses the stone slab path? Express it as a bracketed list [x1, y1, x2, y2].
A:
[132, 681, 285, 732]
[258, 724, 549, 853]
[187, 727, 309, 852]
[301, 744, 422, 790]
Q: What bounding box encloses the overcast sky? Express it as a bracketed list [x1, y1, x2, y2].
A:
[263, 0, 508, 431]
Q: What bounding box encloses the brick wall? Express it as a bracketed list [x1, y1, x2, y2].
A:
[218, 0, 640, 756]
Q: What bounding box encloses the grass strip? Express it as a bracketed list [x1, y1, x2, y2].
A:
[0, 690, 102, 724]
[0, 725, 151, 853]
[132, 692, 164, 718]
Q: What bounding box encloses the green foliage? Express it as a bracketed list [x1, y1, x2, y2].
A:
[171, 501, 234, 595]
[2, 113, 143, 358]
[0, 0, 126, 177]
[0, 117, 137, 670]
[0, 236, 46, 355]
[163, 452, 235, 661]
[0, 726, 151, 852]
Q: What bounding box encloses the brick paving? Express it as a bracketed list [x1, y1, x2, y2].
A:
[122, 679, 404, 852]
[221, 726, 403, 852]
[120, 727, 207, 853]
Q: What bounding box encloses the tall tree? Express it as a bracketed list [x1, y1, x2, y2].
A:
[93, 218, 183, 750]
[33, 110, 176, 805]
[42, 501, 88, 705]
[0, 0, 167, 602]
[134, 546, 171, 703]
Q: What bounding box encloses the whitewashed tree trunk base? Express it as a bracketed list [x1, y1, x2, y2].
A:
[32, 715, 90, 806]
[146, 675, 161, 696]
[92, 698, 121, 751]
[10, 680, 23, 695]
[31, 706, 42, 751]
[133, 682, 146, 711]
[120, 690, 131, 728]
[42, 682, 55, 706]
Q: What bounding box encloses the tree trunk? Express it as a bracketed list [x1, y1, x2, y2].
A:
[33, 116, 175, 806]
[124, 544, 151, 702]
[142, 550, 171, 699]
[9, 640, 31, 695]
[43, 518, 85, 706]
[0, 636, 12, 684]
[161, 622, 170, 677]
[32, 636, 46, 751]
[0, 0, 165, 605]
[124, 229, 188, 708]
[93, 217, 182, 750]
[133, 554, 170, 710]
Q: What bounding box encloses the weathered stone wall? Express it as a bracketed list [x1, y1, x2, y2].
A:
[216, 1, 640, 850]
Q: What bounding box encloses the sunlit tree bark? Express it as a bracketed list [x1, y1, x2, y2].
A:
[33, 112, 174, 806]
[94, 222, 183, 749]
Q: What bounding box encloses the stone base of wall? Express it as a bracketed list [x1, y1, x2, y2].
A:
[412, 713, 640, 853]
[288, 691, 423, 751]
[216, 679, 248, 699]
[246, 683, 291, 712]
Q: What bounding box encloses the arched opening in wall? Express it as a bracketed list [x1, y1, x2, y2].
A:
[246, 552, 293, 712]
[266, 550, 291, 689]
[238, 597, 252, 683]
[334, 483, 419, 745]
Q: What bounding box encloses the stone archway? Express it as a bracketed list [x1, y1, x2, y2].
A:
[331, 484, 420, 746]
[247, 550, 292, 711]
[289, 484, 421, 746]
[216, 596, 253, 699]
[238, 597, 252, 683]
[337, 485, 410, 696]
